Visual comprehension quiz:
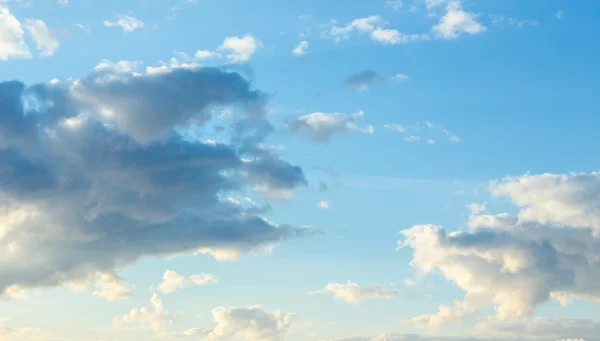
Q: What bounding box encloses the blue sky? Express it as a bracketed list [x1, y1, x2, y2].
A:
[1, 1, 600, 341]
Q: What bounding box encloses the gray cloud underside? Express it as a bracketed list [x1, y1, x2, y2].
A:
[0, 64, 314, 295]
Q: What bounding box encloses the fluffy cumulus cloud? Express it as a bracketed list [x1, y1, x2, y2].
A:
[432, 1, 486, 39]
[203, 306, 295, 341]
[287, 111, 374, 143]
[24, 19, 59, 56]
[219, 35, 262, 63]
[398, 171, 600, 327]
[158, 269, 216, 294]
[0, 60, 317, 298]
[312, 281, 399, 303]
[114, 293, 171, 331]
[104, 13, 145, 33]
[292, 40, 309, 56]
[0, 6, 31, 60]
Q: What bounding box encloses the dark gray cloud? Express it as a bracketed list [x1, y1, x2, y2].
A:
[0, 62, 315, 297]
[343, 70, 386, 91]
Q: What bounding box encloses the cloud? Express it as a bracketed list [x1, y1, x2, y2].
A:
[324, 16, 428, 45]
[104, 14, 144, 33]
[203, 306, 295, 341]
[219, 35, 262, 63]
[404, 136, 420, 143]
[556, 10, 564, 19]
[1, 284, 26, 300]
[0, 61, 317, 298]
[0, 6, 31, 60]
[344, 70, 409, 91]
[327, 16, 384, 41]
[317, 201, 330, 209]
[371, 28, 429, 45]
[385, 0, 403, 10]
[489, 15, 539, 28]
[344, 70, 386, 91]
[57, 0, 67, 6]
[432, 1, 486, 39]
[398, 171, 600, 324]
[392, 74, 409, 82]
[158, 269, 216, 294]
[288, 111, 374, 143]
[292, 40, 309, 56]
[384, 124, 406, 133]
[24, 19, 59, 56]
[195, 49, 219, 60]
[312, 281, 399, 303]
[114, 293, 171, 331]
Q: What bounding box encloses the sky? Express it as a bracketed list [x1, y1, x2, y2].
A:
[1, 0, 600, 340]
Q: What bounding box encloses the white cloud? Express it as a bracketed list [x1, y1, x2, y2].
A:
[313, 281, 399, 303]
[0, 6, 31, 60]
[292, 40, 309, 56]
[556, 10, 564, 19]
[489, 14, 539, 28]
[203, 306, 295, 341]
[1, 285, 26, 300]
[328, 16, 384, 41]
[317, 201, 330, 209]
[398, 171, 600, 324]
[384, 124, 406, 133]
[57, 0, 67, 6]
[432, 1, 486, 39]
[104, 14, 145, 33]
[67, 272, 134, 301]
[158, 270, 216, 294]
[325, 16, 427, 45]
[371, 28, 428, 45]
[219, 35, 262, 63]
[24, 19, 59, 56]
[92, 272, 134, 301]
[113, 293, 172, 331]
[404, 136, 420, 143]
[194, 49, 219, 60]
[385, 0, 403, 10]
[288, 111, 374, 143]
[392, 74, 409, 82]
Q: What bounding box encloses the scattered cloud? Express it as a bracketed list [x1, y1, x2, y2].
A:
[288, 111, 374, 143]
[57, 0, 67, 6]
[292, 40, 309, 56]
[104, 13, 144, 33]
[312, 281, 399, 303]
[219, 34, 262, 63]
[432, 1, 486, 39]
[344, 70, 386, 91]
[404, 136, 420, 143]
[158, 270, 216, 295]
[113, 293, 172, 331]
[24, 19, 59, 56]
[0, 6, 31, 60]
[384, 124, 406, 133]
[556, 10, 564, 19]
[203, 306, 295, 341]
[392, 74, 409, 82]
[385, 0, 403, 11]
[317, 201, 330, 209]
[398, 171, 600, 325]
[489, 14, 539, 28]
